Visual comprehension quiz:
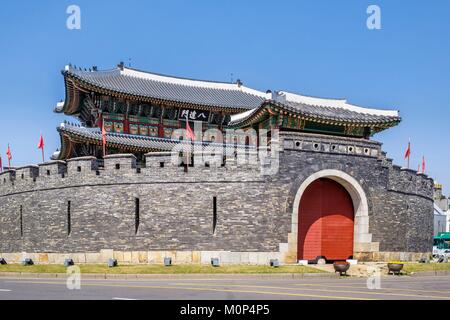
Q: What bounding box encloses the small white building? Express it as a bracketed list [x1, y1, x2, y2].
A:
[434, 203, 447, 235]
[447, 212, 450, 232]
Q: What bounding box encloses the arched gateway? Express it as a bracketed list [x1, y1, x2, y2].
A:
[298, 178, 354, 262]
[291, 169, 374, 263]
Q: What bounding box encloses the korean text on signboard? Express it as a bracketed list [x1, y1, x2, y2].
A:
[179, 109, 210, 122]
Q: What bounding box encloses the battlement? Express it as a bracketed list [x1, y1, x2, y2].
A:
[280, 131, 381, 158]
[67, 156, 98, 172]
[0, 135, 434, 200]
[0, 150, 265, 196]
[387, 164, 434, 198]
[104, 154, 136, 170]
[278, 132, 433, 199]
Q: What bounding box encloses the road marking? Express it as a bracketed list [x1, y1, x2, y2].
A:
[0, 289, 11, 292]
[292, 282, 450, 295]
[7, 280, 374, 300]
[2, 274, 450, 284]
[172, 282, 450, 300]
[113, 297, 139, 300]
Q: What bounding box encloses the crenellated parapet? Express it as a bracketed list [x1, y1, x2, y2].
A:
[67, 156, 98, 173]
[280, 131, 381, 158]
[104, 154, 137, 170]
[278, 131, 434, 200]
[366, 145, 434, 199]
[0, 169, 16, 184]
[0, 150, 264, 197]
[0, 136, 434, 201]
[387, 165, 434, 199]
[38, 160, 67, 177]
[15, 165, 39, 180]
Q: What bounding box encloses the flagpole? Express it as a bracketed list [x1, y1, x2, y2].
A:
[406, 139, 410, 169]
[422, 156, 425, 174]
[407, 139, 410, 169]
[185, 114, 189, 170]
[40, 131, 45, 163]
[102, 118, 106, 158]
[7, 144, 11, 169]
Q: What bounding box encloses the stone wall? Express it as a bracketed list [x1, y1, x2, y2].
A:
[0, 132, 434, 263]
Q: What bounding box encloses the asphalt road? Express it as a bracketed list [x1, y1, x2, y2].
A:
[1, 275, 450, 300]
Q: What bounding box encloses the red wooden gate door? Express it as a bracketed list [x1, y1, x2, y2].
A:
[297, 178, 354, 261]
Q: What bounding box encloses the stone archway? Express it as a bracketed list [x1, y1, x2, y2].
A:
[298, 178, 354, 261]
[283, 169, 379, 263]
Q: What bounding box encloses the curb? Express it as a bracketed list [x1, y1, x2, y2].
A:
[409, 270, 450, 277]
[0, 272, 338, 280]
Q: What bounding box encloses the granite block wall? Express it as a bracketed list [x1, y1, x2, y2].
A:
[0, 132, 434, 262]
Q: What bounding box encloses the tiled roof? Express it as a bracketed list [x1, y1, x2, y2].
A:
[229, 99, 401, 127]
[57, 122, 250, 155]
[59, 64, 401, 132]
[64, 65, 268, 110]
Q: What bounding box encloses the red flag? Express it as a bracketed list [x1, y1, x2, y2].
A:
[102, 127, 106, 145]
[37, 134, 45, 150]
[6, 144, 12, 168]
[422, 156, 426, 174]
[95, 113, 103, 128]
[185, 115, 196, 141]
[6, 145, 12, 161]
[102, 121, 107, 157]
[37, 133, 45, 162]
[404, 140, 411, 169]
[102, 125, 107, 146]
[404, 141, 411, 159]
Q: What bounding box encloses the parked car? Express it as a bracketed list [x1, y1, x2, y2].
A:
[436, 250, 450, 263]
[433, 232, 450, 258]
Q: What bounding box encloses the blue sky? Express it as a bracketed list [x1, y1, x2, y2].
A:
[0, 0, 449, 192]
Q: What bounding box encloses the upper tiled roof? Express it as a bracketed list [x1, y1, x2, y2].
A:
[63, 65, 268, 110]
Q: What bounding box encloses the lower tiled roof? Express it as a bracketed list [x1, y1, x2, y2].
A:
[57, 123, 252, 155]
[229, 100, 401, 128]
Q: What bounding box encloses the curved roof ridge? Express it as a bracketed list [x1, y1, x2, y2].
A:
[121, 67, 269, 98]
[279, 91, 399, 117]
[65, 64, 119, 74]
[280, 90, 347, 102]
[124, 66, 237, 85]
[62, 64, 267, 110]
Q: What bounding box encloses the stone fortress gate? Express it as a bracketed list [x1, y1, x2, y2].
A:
[0, 64, 434, 264]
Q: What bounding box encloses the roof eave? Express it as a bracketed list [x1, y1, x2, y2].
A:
[229, 100, 402, 131]
[66, 73, 253, 113]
